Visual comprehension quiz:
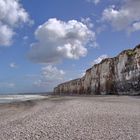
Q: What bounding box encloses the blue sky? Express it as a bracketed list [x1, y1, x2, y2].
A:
[0, 0, 140, 93]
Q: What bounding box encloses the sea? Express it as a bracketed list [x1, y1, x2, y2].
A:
[0, 95, 46, 104]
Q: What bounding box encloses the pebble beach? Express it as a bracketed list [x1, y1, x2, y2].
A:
[0, 96, 139, 140]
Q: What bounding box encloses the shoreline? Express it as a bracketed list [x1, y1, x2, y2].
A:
[0, 94, 49, 104]
[0, 94, 139, 105]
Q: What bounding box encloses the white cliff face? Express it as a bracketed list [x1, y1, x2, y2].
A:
[116, 53, 128, 81]
[114, 47, 140, 94]
[83, 69, 92, 94]
[54, 44, 140, 95]
[90, 65, 100, 94]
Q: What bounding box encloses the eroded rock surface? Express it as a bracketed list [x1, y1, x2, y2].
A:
[54, 44, 140, 95]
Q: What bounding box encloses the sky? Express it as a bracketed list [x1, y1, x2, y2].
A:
[0, 0, 140, 94]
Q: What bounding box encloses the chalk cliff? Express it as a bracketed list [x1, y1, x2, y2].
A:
[54, 44, 140, 95]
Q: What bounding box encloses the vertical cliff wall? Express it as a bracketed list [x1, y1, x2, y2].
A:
[54, 44, 140, 95]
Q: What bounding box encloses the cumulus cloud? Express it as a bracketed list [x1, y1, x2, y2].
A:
[81, 17, 94, 28]
[96, 25, 107, 34]
[92, 54, 108, 65]
[34, 65, 65, 87]
[0, 0, 31, 46]
[41, 65, 65, 81]
[28, 18, 95, 64]
[131, 22, 140, 32]
[9, 62, 18, 68]
[102, 0, 140, 32]
[0, 22, 14, 46]
[87, 0, 100, 5]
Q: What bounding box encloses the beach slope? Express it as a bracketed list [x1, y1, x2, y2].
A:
[0, 96, 139, 140]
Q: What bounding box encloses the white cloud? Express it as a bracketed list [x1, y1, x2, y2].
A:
[41, 65, 65, 81]
[34, 65, 65, 87]
[131, 22, 140, 32]
[80, 72, 86, 77]
[0, 0, 30, 26]
[81, 17, 94, 28]
[0, 22, 14, 46]
[0, 0, 31, 46]
[92, 54, 108, 65]
[9, 62, 18, 68]
[87, 0, 100, 5]
[96, 25, 107, 34]
[28, 18, 95, 64]
[0, 82, 15, 88]
[102, 0, 140, 32]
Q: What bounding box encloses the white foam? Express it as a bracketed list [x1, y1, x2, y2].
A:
[0, 95, 47, 103]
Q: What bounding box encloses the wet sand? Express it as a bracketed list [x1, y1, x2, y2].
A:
[0, 96, 139, 140]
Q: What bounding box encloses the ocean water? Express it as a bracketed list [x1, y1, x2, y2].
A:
[0, 95, 46, 103]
